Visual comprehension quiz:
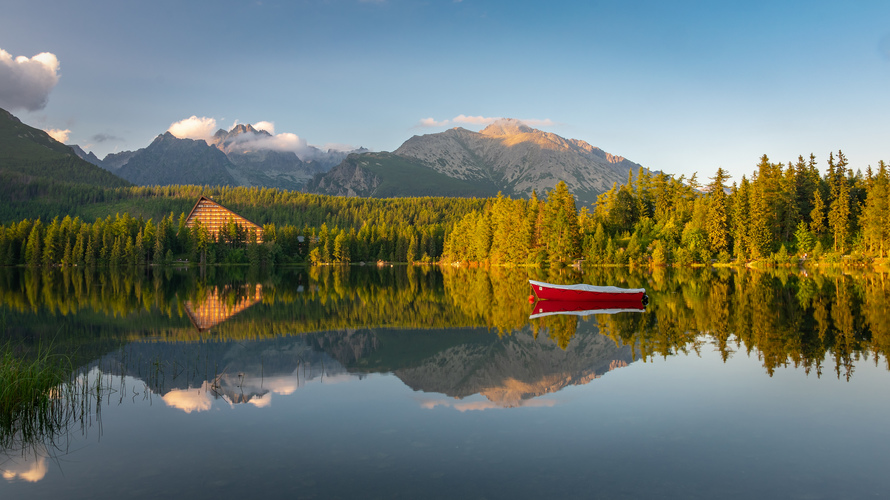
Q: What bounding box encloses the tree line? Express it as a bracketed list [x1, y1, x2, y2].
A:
[1, 150, 888, 268]
[443, 150, 890, 266]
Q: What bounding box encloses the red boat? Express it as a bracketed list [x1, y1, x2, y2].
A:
[529, 279, 647, 303]
[529, 299, 645, 319]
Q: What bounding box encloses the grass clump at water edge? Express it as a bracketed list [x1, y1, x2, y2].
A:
[0, 341, 74, 449]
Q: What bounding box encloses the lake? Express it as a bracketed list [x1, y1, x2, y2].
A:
[1, 265, 889, 499]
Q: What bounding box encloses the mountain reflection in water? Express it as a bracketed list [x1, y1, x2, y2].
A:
[93, 336, 358, 413]
[3, 265, 890, 499]
[90, 321, 630, 413]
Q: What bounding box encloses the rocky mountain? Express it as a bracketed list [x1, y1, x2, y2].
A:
[0, 107, 129, 189]
[116, 132, 237, 186]
[69, 144, 102, 166]
[74, 123, 360, 190]
[100, 150, 138, 171]
[207, 124, 329, 191]
[311, 118, 642, 205]
[307, 152, 500, 198]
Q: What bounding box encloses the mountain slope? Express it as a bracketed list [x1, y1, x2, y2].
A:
[116, 132, 237, 186]
[307, 152, 500, 198]
[312, 119, 642, 204]
[0, 107, 130, 188]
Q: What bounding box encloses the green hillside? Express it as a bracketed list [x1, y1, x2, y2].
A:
[311, 152, 500, 198]
[0, 107, 130, 188]
[362, 153, 500, 198]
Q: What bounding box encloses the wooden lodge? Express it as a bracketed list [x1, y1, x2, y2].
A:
[185, 196, 264, 243]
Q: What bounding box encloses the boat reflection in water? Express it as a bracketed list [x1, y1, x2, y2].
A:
[529, 299, 646, 319]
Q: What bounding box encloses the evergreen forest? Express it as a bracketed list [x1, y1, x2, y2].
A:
[1, 150, 889, 268]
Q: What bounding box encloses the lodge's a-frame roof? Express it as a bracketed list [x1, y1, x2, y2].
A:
[184, 196, 263, 231]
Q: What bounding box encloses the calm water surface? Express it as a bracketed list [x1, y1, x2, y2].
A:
[1, 266, 888, 499]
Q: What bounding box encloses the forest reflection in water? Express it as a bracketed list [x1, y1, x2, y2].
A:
[3, 264, 890, 498]
[1, 264, 888, 381]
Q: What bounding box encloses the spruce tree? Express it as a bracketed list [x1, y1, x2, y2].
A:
[24, 222, 42, 267]
[706, 168, 731, 255]
[810, 190, 827, 238]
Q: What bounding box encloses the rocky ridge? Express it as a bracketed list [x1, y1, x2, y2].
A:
[311, 118, 642, 204]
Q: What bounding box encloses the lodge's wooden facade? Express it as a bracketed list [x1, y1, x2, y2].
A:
[185, 196, 264, 243]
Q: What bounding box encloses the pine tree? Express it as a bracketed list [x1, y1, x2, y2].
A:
[748, 181, 772, 259]
[733, 179, 751, 261]
[334, 230, 350, 263]
[779, 163, 801, 243]
[61, 236, 73, 267]
[135, 228, 146, 265]
[24, 221, 43, 267]
[861, 160, 889, 256]
[72, 230, 85, 266]
[42, 217, 60, 266]
[827, 151, 851, 252]
[541, 181, 581, 264]
[810, 189, 827, 238]
[85, 235, 97, 268]
[125, 235, 137, 267]
[110, 236, 123, 267]
[706, 168, 731, 255]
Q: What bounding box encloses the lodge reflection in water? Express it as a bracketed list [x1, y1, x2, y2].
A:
[183, 284, 263, 332]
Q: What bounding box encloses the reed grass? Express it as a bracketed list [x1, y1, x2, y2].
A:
[0, 341, 74, 450]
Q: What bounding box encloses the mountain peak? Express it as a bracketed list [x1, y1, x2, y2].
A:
[480, 118, 535, 136]
[211, 124, 273, 152]
[229, 123, 264, 136]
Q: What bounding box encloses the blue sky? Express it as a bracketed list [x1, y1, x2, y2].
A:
[1, 0, 888, 184]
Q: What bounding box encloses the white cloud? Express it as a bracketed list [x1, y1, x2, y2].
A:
[418, 117, 450, 127]
[44, 128, 71, 143]
[452, 114, 500, 125]
[252, 121, 275, 134]
[167, 116, 217, 141]
[521, 118, 555, 127]
[1, 446, 49, 482]
[229, 131, 309, 152]
[248, 392, 272, 408]
[162, 383, 213, 413]
[0, 49, 59, 111]
[0, 48, 61, 112]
